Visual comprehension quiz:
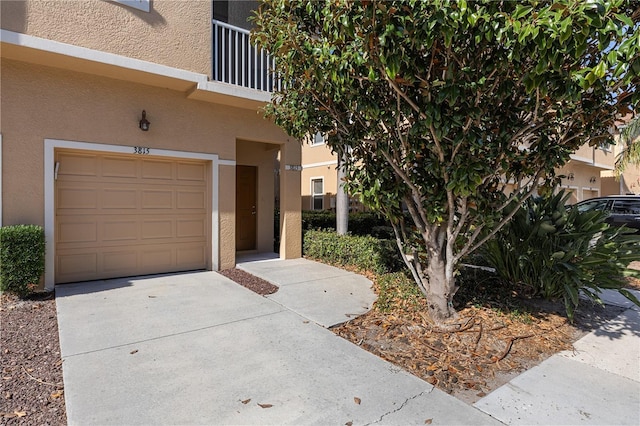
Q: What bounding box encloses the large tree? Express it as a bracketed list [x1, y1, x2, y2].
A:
[252, 0, 640, 323]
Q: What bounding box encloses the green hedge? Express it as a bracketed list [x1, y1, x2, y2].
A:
[302, 211, 391, 236]
[0, 225, 46, 297]
[303, 229, 404, 275]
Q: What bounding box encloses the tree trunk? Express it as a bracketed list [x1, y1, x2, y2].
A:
[424, 253, 458, 323]
[336, 152, 349, 235]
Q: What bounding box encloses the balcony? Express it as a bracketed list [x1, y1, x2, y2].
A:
[212, 19, 281, 93]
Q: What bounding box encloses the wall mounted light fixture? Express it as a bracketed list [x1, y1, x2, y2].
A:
[568, 172, 575, 181]
[589, 176, 597, 184]
[139, 110, 150, 131]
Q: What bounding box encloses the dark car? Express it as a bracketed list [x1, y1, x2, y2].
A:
[575, 195, 640, 233]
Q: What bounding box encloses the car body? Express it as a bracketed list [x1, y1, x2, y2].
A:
[575, 195, 640, 233]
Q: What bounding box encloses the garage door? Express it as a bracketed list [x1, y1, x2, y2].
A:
[55, 149, 209, 283]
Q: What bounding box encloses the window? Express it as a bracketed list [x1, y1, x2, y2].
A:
[114, 0, 150, 12]
[576, 199, 609, 213]
[311, 178, 324, 210]
[611, 200, 640, 215]
[311, 132, 325, 146]
[599, 142, 612, 152]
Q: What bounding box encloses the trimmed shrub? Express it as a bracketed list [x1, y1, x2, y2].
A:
[0, 225, 46, 297]
[303, 229, 404, 275]
[302, 211, 390, 236]
[481, 191, 640, 319]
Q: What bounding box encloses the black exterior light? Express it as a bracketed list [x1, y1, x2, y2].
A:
[139, 110, 150, 131]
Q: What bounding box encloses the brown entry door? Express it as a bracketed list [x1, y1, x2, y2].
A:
[236, 165, 257, 251]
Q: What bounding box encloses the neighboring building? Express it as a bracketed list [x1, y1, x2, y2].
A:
[0, 0, 302, 290]
[301, 134, 366, 212]
[302, 133, 639, 210]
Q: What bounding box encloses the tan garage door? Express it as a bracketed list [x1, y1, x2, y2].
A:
[55, 149, 210, 283]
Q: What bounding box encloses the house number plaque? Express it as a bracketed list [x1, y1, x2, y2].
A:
[133, 146, 151, 155]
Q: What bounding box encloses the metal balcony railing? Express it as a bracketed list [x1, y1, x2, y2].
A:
[212, 19, 281, 93]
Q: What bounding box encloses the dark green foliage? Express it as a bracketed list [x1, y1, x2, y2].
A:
[302, 211, 390, 236]
[254, 0, 639, 321]
[303, 229, 404, 275]
[482, 191, 640, 319]
[0, 225, 46, 297]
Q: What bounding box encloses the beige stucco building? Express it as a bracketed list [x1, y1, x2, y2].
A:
[302, 133, 639, 211]
[1, 0, 302, 290]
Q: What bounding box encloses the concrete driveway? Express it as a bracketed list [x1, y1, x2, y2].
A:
[56, 265, 498, 425]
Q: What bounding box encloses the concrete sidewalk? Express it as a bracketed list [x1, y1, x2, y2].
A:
[474, 289, 640, 425]
[56, 260, 498, 425]
[237, 255, 377, 327]
[56, 256, 640, 425]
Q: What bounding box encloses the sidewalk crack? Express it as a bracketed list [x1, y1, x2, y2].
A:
[365, 387, 433, 425]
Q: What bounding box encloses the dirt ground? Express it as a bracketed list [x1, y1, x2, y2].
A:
[1, 292, 66, 425]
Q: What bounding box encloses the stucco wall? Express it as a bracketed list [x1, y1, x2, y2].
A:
[1, 59, 290, 263]
[1, 0, 212, 75]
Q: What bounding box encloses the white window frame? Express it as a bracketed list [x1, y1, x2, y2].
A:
[310, 177, 324, 210]
[113, 0, 150, 12]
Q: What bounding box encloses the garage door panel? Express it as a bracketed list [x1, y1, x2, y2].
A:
[102, 157, 138, 178]
[103, 220, 139, 242]
[102, 188, 138, 210]
[141, 219, 174, 239]
[58, 152, 99, 177]
[177, 191, 206, 209]
[176, 244, 207, 268]
[142, 190, 174, 209]
[58, 187, 98, 209]
[57, 252, 98, 280]
[103, 250, 139, 273]
[177, 219, 205, 238]
[55, 150, 210, 283]
[57, 221, 98, 244]
[141, 159, 174, 180]
[177, 162, 206, 182]
[140, 248, 174, 270]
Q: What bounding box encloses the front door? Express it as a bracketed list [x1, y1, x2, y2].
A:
[236, 165, 257, 251]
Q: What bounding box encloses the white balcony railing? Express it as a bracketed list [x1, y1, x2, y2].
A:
[213, 19, 281, 93]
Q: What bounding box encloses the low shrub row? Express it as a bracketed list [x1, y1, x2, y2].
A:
[302, 210, 392, 237]
[0, 225, 46, 297]
[303, 229, 404, 275]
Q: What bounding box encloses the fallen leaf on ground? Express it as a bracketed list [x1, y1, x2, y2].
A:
[15, 411, 27, 418]
[353, 397, 361, 405]
[51, 391, 63, 399]
[425, 419, 433, 424]
[258, 403, 273, 409]
[345, 422, 353, 426]
[241, 399, 251, 404]
[130, 350, 139, 355]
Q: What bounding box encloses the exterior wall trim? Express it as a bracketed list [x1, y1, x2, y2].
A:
[43, 139, 220, 290]
[303, 160, 338, 169]
[1, 29, 206, 85]
[1, 29, 268, 106]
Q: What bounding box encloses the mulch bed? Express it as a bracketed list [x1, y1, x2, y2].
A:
[1, 292, 66, 425]
[218, 268, 279, 295]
